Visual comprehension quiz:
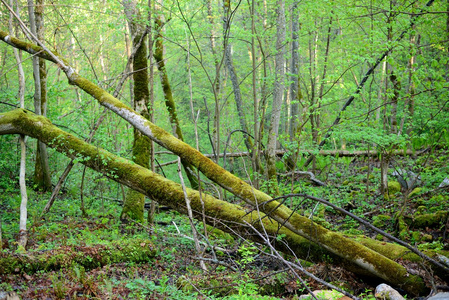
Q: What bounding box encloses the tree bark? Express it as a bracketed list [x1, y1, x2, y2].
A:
[9, 0, 28, 248]
[249, 0, 263, 186]
[288, 1, 301, 142]
[0, 109, 430, 296]
[121, 0, 152, 223]
[29, 0, 51, 192]
[265, 0, 286, 194]
[153, 15, 198, 190]
[206, 0, 221, 163]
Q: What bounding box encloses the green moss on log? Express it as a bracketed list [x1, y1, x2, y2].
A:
[0, 239, 156, 275]
[405, 210, 449, 229]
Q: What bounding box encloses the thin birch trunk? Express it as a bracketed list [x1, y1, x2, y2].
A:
[10, 0, 27, 248]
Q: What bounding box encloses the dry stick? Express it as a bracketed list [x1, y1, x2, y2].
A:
[245, 221, 359, 300]
[303, 0, 436, 168]
[269, 193, 449, 275]
[41, 32, 146, 215]
[177, 157, 207, 271]
[186, 31, 211, 253]
[279, 171, 326, 186]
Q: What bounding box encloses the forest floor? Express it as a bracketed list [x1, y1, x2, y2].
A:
[0, 149, 448, 299]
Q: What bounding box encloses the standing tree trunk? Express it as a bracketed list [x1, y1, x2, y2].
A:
[206, 0, 222, 163]
[147, 0, 157, 225]
[265, 0, 286, 195]
[380, 4, 395, 195]
[121, 0, 152, 222]
[288, 1, 301, 142]
[223, 0, 253, 153]
[153, 12, 198, 189]
[250, 0, 263, 187]
[286, 2, 303, 172]
[28, 0, 51, 192]
[10, 0, 27, 248]
[399, 18, 417, 136]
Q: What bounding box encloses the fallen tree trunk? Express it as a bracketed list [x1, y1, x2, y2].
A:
[0, 238, 156, 275]
[0, 109, 429, 295]
[157, 149, 425, 159]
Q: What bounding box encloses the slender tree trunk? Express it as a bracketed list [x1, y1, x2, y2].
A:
[400, 21, 417, 136]
[206, 0, 221, 163]
[153, 13, 198, 189]
[380, 6, 395, 194]
[265, 0, 286, 195]
[28, 0, 51, 191]
[147, 0, 157, 225]
[289, 1, 301, 142]
[222, 0, 253, 153]
[121, 0, 152, 222]
[308, 24, 319, 171]
[389, 72, 400, 134]
[250, 0, 262, 187]
[10, 0, 27, 248]
[286, 2, 304, 174]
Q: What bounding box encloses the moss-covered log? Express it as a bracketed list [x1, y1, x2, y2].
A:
[355, 236, 449, 282]
[0, 109, 429, 295]
[404, 211, 449, 229]
[0, 239, 156, 275]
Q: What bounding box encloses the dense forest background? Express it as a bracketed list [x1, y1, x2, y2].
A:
[0, 0, 448, 187]
[0, 0, 448, 299]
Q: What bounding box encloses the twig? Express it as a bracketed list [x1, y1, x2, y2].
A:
[267, 193, 449, 276]
[192, 256, 237, 272]
[280, 171, 326, 186]
[244, 221, 360, 300]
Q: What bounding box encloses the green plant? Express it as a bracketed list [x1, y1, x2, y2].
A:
[126, 276, 199, 300]
[51, 271, 68, 299]
[358, 288, 376, 300]
[237, 242, 258, 267]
